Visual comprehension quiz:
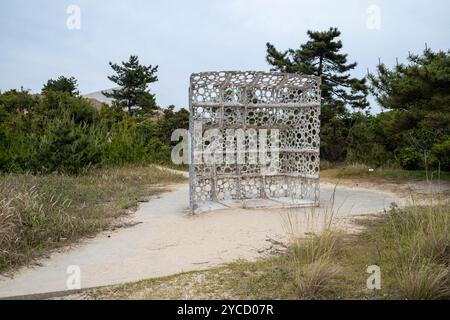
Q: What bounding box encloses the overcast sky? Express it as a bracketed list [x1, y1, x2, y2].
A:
[1, 0, 449, 112]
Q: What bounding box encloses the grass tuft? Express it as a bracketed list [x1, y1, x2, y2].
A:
[0, 165, 185, 273]
[294, 256, 341, 299]
[321, 163, 450, 181]
[397, 263, 449, 300]
[377, 204, 450, 299]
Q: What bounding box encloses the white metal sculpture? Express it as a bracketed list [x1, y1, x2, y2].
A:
[189, 71, 321, 212]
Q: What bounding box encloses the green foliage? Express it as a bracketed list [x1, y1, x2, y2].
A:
[266, 31, 448, 169]
[2, 46, 447, 174]
[42, 76, 79, 96]
[101, 118, 148, 166]
[0, 114, 35, 172]
[346, 113, 393, 166]
[370, 49, 450, 113]
[0, 166, 186, 271]
[33, 113, 104, 174]
[320, 117, 349, 162]
[267, 27, 369, 111]
[0, 88, 36, 113]
[34, 90, 98, 124]
[0, 88, 188, 175]
[431, 138, 450, 171]
[266, 27, 369, 162]
[103, 55, 159, 115]
[346, 48, 450, 170]
[399, 147, 424, 170]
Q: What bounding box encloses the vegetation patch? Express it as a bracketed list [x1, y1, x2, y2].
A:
[321, 163, 450, 181]
[0, 165, 186, 273]
[76, 204, 449, 300]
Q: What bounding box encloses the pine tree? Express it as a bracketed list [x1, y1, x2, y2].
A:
[266, 27, 369, 161]
[267, 27, 368, 112]
[42, 76, 79, 96]
[369, 49, 450, 114]
[369, 48, 450, 170]
[103, 55, 159, 115]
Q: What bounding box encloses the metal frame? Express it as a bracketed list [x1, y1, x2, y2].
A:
[189, 71, 321, 212]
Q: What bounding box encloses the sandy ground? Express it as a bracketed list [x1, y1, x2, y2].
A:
[0, 179, 402, 299]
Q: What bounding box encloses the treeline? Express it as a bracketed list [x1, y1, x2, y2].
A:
[267, 28, 449, 171]
[0, 89, 189, 175]
[1, 28, 449, 175]
[346, 49, 450, 170]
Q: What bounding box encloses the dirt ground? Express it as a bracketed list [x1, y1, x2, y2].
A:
[0, 174, 405, 299]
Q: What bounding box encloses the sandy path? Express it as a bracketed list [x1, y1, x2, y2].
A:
[0, 182, 399, 298]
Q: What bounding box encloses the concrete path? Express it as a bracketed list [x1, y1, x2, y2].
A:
[0, 182, 399, 298]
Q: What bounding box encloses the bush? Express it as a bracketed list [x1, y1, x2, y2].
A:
[397, 263, 450, 300]
[432, 138, 450, 171]
[33, 113, 104, 174]
[320, 117, 348, 162]
[0, 89, 190, 174]
[399, 147, 424, 170]
[346, 144, 391, 167]
[0, 89, 36, 114]
[379, 204, 450, 300]
[101, 119, 148, 166]
[0, 166, 186, 271]
[34, 91, 98, 125]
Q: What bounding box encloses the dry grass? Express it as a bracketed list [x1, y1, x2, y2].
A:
[377, 204, 450, 300]
[281, 187, 344, 299]
[397, 263, 449, 300]
[287, 226, 344, 299]
[321, 163, 450, 181]
[55, 178, 449, 301]
[293, 256, 341, 299]
[66, 203, 449, 300]
[0, 165, 186, 273]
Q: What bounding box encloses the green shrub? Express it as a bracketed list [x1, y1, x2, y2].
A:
[0, 89, 36, 113]
[32, 91, 98, 125]
[101, 119, 148, 166]
[0, 166, 186, 271]
[147, 137, 172, 163]
[33, 113, 104, 174]
[346, 143, 391, 167]
[399, 147, 424, 170]
[0, 90, 188, 174]
[0, 89, 190, 174]
[379, 204, 450, 300]
[432, 139, 450, 171]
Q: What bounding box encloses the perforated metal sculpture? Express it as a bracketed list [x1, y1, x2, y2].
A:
[189, 71, 321, 212]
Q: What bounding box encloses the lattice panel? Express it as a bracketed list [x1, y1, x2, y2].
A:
[189, 71, 321, 212]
